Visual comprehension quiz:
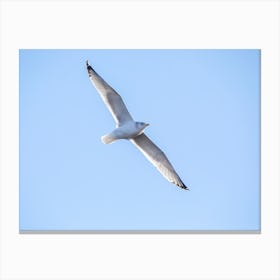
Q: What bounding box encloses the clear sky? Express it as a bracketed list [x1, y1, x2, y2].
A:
[19, 49, 260, 231]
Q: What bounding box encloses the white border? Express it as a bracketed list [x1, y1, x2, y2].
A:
[1, 0, 279, 279]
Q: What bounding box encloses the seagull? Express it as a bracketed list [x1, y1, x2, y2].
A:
[86, 60, 189, 190]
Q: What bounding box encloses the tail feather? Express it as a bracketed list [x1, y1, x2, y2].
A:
[101, 134, 116, 144]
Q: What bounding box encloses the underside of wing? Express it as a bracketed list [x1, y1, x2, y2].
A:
[130, 133, 188, 190]
[86, 61, 133, 126]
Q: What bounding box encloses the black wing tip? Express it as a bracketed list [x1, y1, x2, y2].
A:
[86, 60, 93, 72]
[177, 183, 189, 190]
[182, 184, 190, 190]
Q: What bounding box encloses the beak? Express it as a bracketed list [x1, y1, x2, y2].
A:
[146, 123, 150, 127]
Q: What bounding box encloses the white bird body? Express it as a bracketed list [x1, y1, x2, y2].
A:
[86, 60, 189, 190]
[101, 121, 149, 144]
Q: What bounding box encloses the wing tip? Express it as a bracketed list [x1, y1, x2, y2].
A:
[181, 184, 190, 190]
[176, 182, 189, 190]
[86, 60, 93, 73]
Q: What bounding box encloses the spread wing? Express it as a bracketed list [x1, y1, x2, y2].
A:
[86, 61, 134, 126]
[130, 133, 188, 190]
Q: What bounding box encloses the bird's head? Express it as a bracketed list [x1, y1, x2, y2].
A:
[136, 122, 150, 130]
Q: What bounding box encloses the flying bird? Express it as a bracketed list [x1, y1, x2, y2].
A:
[86, 60, 189, 190]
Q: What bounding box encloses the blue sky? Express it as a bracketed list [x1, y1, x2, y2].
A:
[19, 49, 260, 231]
